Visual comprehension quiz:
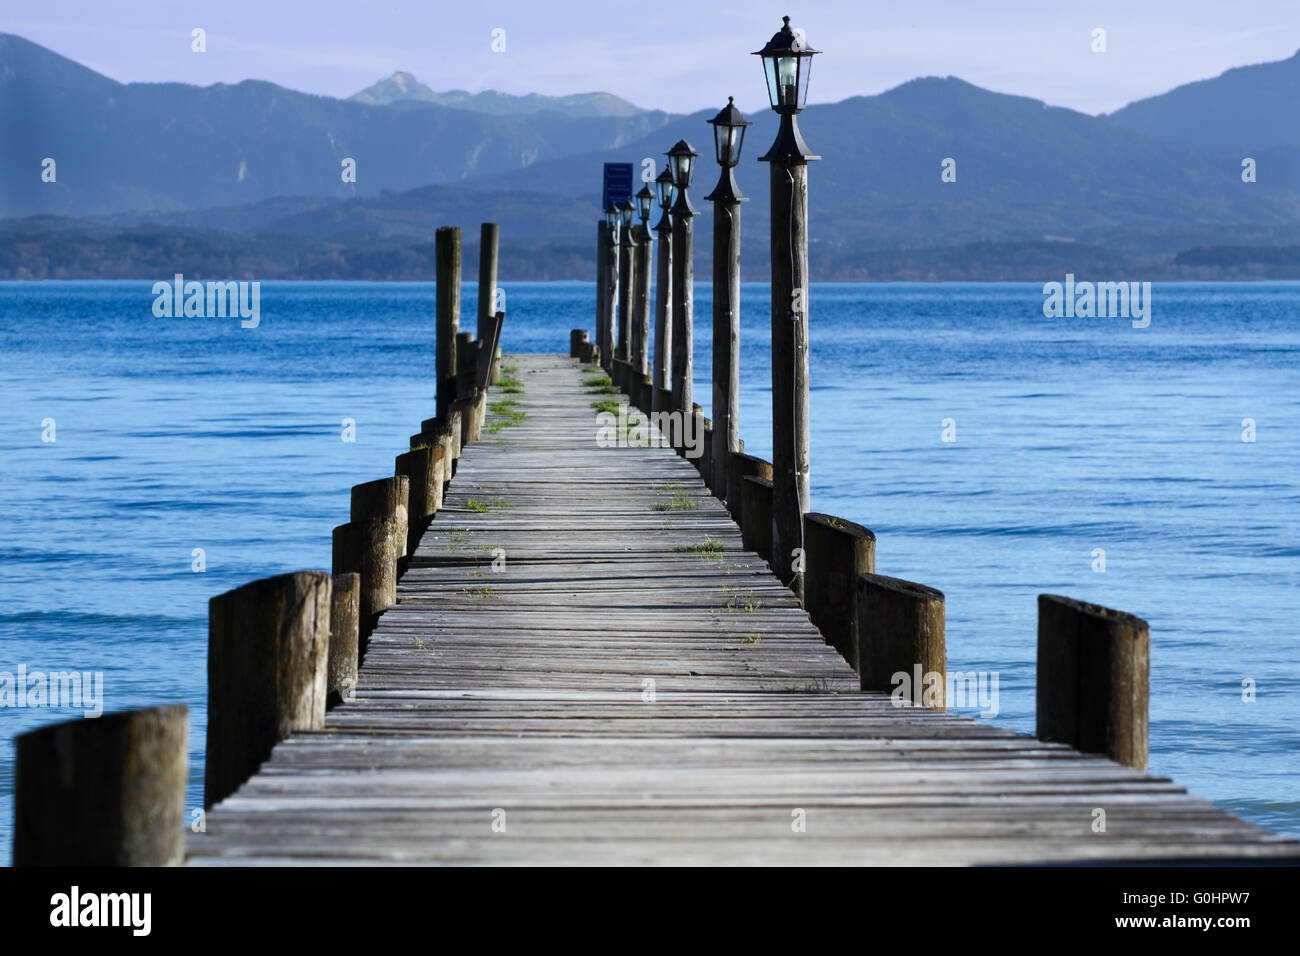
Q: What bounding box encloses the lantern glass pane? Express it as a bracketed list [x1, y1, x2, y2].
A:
[799, 57, 812, 109]
[777, 55, 799, 108]
[763, 56, 779, 109]
[671, 153, 691, 187]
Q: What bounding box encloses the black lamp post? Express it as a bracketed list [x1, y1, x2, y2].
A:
[652, 167, 676, 408]
[602, 203, 621, 372]
[617, 197, 636, 368]
[633, 184, 655, 379]
[667, 139, 699, 424]
[754, 14, 819, 589]
[705, 97, 751, 497]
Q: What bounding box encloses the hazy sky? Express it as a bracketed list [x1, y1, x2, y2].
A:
[9, 0, 1299, 115]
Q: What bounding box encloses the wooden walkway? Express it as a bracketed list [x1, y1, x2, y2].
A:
[189, 355, 1299, 865]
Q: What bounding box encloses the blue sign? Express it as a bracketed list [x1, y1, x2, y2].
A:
[602, 163, 634, 213]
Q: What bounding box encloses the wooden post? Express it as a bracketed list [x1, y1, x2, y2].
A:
[1037, 595, 1149, 770]
[596, 221, 609, 369]
[436, 226, 461, 420]
[670, 181, 695, 416]
[351, 475, 409, 564]
[803, 513, 876, 669]
[726, 452, 773, 523]
[707, 120, 745, 498]
[328, 572, 359, 705]
[857, 574, 945, 710]
[396, 444, 445, 554]
[603, 222, 619, 372]
[331, 516, 398, 641]
[570, 329, 589, 358]
[456, 331, 477, 399]
[618, 218, 634, 361]
[477, 222, 499, 342]
[205, 570, 331, 808]
[764, 146, 814, 590]
[14, 705, 188, 866]
[634, 224, 652, 377]
[740, 475, 773, 562]
[653, 211, 673, 405]
[685, 403, 705, 463]
[701, 420, 713, 485]
[448, 407, 463, 477]
[454, 397, 474, 448]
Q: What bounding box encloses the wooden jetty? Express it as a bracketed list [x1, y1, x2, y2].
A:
[13, 221, 1297, 867]
[178, 354, 1296, 865]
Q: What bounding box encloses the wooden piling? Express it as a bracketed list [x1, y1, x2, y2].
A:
[456, 331, 477, 398]
[351, 475, 409, 563]
[596, 221, 609, 369]
[331, 517, 398, 640]
[436, 226, 461, 419]
[857, 574, 945, 709]
[727, 452, 774, 523]
[477, 222, 499, 342]
[653, 217, 673, 396]
[670, 205, 694, 414]
[448, 407, 463, 477]
[701, 421, 714, 486]
[328, 572, 359, 705]
[618, 222, 635, 361]
[570, 328, 589, 358]
[205, 570, 331, 808]
[804, 513, 877, 669]
[711, 186, 743, 496]
[1037, 594, 1149, 770]
[634, 225, 652, 377]
[740, 475, 773, 561]
[14, 705, 188, 866]
[768, 163, 811, 586]
[603, 224, 619, 372]
[396, 445, 445, 553]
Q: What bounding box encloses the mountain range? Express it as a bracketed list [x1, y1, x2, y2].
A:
[2, 32, 1298, 280]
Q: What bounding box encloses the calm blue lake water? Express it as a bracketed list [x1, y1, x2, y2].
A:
[2, 280, 1298, 861]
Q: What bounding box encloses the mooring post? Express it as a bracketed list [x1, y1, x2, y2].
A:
[603, 210, 620, 373]
[618, 199, 635, 363]
[351, 475, 410, 568]
[436, 226, 461, 420]
[633, 187, 654, 379]
[756, 16, 820, 590]
[804, 513, 876, 668]
[397, 444, 445, 551]
[205, 570, 331, 808]
[857, 573, 946, 709]
[596, 220, 609, 367]
[478, 222, 499, 342]
[331, 516, 398, 643]
[706, 96, 750, 498]
[1037, 595, 1149, 770]
[652, 167, 674, 411]
[727, 452, 773, 523]
[668, 141, 698, 421]
[740, 474, 773, 562]
[328, 571, 359, 705]
[14, 705, 188, 866]
[456, 331, 477, 398]
[571, 329, 588, 358]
